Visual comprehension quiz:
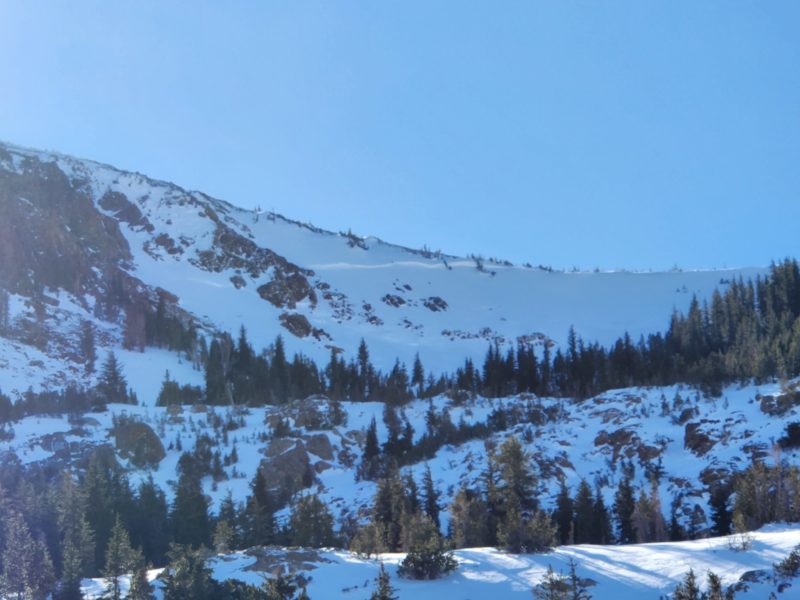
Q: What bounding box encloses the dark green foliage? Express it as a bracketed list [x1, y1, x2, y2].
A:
[398, 535, 457, 580]
[127, 562, 155, 600]
[708, 482, 732, 536]
[421, 464, 441, 532]
[0, 510, 55, 599]
[359, 417, 382, 481]
[170, 469, 211, 548]
[672, 569, 700, 600]
[162, 545, 217, 600]
[572, 480, 594, 544]
[156, 370, 203, 406]
[613, 466, 636, 544]
[532, 559, 592, 600]
[779, 422, 800, 449]
[774, 544, 800, 579]
[287, 494, 336, 548]
[370, 563, 398, 600]
[97, 351, 130, 405]
[131, 477, 170, 566]
[733, 460, 800, 530]
[462, 259, 800, 399]
[553, 479, 573, 545]
[245, 469, 276, 546]
[103, 515, 138, 600]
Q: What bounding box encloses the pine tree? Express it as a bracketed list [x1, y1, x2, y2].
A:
[398, 529, 458, 580]
[613, 469, 636, 544]
[0, 511, 55, 600]
[370, 563, 398, 600]
[132, 476, 170, 566]
[264, 573, 296, 600]
[553, 479, 574, 545]
[591, 487, 612, 545]
[448, 487, 490, 548]
[97, 351, 129, 404]
[80, 320, 97, 375]
[287, 494, 336, 548]
[171, 470, 211, 548]
[421, 464, 441, 532]
[573, 480, 594, 544]
[672, 569, 701, 600]
[412, 353, 425, 398]
[245, 468, 276, 546]
[103, 515, 137, 600]
[127, 561, 155, 600]
[359, 417, 381, 481]
[532, 565, 569, 600]
[162, 545, 217, 600]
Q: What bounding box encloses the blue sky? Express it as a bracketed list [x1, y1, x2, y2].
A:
[1, 2, 798, 270]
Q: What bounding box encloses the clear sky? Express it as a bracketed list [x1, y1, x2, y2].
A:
[1, 2, 798, 271]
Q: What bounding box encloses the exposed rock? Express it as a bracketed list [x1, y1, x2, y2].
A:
[99, 190, 153, 230]
[266, 437, 294, 458]
[382, 294, 406, 308]
[261, 443, 315, 495]
[314, 460, 333, 473]
[258, 272, 317, 310]
[684, 422, 715, 456]
[279, 312, 330, 341]
[304, 434, 334, 461]
[112, 420, 165, 468]
[230, 274, 246, 289]
[423, 296, 448, 312]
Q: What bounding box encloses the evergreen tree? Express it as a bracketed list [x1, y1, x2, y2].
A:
[127, 561, 155, 600]
[591, 487, 612, 545]
[80, 320, 97, 375]
[97, 352, 129, 404]
[421, 464, 441, 532]
[359, 417, 381, 481]
[572, 480, 594, 544]
[162, 545, 217, 600]
[171, 470, 211, 548]
[132, 476, 170, 566]
[613, 468, 636, 544]
[448, 487, 490, 548]
[370, 563, 398, 600]
[264, 573, 296, 600]
[287, 494, 336, 548]
[553, 479, 574, 545]
[398, 531, 458, 580]
[103, 515, 137, 600]
[672, 569, 701, 600]
[245, 469, 276, 546]
[532, 565, 569, 600]
[0, 510, 55, 600]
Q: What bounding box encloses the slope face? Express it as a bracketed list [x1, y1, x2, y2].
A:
[0, 141, 765, 394]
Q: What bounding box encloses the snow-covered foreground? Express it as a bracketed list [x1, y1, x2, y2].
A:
[81, 525, 800, 599]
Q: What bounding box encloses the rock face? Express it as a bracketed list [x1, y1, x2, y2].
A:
[261, 442, 315, 496]
[111, 420, 165, 468]
[0, 152, 132, 298]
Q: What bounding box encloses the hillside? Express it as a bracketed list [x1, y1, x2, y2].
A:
[1, 142, 799, 600]
[0, 141, 765, 395]
[79, 524, 800, 599]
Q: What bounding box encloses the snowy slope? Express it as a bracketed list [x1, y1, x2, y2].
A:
[4, 379, 798, 538]
[79, 524, 800, 599]
[0, 141, 767, 394]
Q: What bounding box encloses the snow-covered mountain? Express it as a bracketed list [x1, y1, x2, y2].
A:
[0, 141, 765, 396]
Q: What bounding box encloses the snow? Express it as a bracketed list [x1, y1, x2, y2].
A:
[0, 141, 770, 393]
[78, 525, 800, 599]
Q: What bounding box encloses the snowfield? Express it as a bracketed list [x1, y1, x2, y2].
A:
[79, 524, 800, 599]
